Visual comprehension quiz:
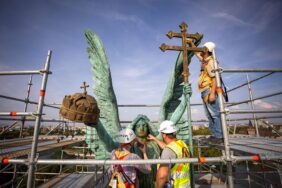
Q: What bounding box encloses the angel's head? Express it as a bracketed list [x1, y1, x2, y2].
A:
[128, 114, 157, 138]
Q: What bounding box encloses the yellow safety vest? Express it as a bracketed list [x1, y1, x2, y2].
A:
[167, 140, 191, 188]
[198, 61, 213, 92]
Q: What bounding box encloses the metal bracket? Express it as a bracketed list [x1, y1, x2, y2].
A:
[229, 154, 238, 164]
[27, 153, 39, 166]
[220, 108, 230, 115]
[211, 67, 223, 73]
[39, 70, 52, 75]
[32, 112, 45, 117]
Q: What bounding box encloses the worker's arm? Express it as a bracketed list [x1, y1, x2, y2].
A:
[156, 164, 169, 188]
[135, 143, 151, 173]
[147, 134, 166, 149]
[206, 59, 216, 103]
[209, 78, 216, 103]
[190, 41, 203, 61]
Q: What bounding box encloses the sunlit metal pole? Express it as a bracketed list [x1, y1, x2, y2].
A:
[246, 74, 260, 137]
[20, 75, 33, 138]
[5, 155, 282, 165]
[223, 69, 282, 73]
[27, 50, 52, 188]
[211, 49, 234, 188]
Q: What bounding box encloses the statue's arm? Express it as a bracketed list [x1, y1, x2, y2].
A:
[86, 121, 118, 151]
[170, 84, 192, 124]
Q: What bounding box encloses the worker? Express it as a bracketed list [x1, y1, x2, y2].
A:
[153, 120, 190, 188]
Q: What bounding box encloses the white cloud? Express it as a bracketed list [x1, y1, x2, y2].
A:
[101, 11, 151, 32]
[253, 100, 278, 109]
[212, 12, 253, 27]
[121, 66, 150, 78]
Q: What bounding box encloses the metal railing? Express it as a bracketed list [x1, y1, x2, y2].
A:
[1, 52, 282, 188]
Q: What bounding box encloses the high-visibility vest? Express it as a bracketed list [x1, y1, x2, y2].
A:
[167, 140, 191, 188]
[198, 60, 214, 92]
[109, 149, 135, 188]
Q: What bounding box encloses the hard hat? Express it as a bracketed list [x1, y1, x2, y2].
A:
[118, 128, 136, 144]
[203, 42, 216, 52]
[158, 120, 178, 134]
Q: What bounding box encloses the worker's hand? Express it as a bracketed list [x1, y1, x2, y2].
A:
[186, 39, 195, 46]
[138, 142, 147, 154]
[147, 134, 156, 141]
[209, 93, 216, 103]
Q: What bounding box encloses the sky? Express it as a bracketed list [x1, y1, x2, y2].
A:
[0, 0, 282, 127]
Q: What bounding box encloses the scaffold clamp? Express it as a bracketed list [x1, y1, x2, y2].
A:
[39, 69, 52, 75]
[211, 67, 223, 73]
[220, 108, 230, 115]
[32, 112, 45, 117]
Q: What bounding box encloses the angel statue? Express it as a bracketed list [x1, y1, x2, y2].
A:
[84, 30, 202, 186]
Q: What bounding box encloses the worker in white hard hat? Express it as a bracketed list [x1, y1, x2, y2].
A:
[153, 120, 191, 188]
[190, 41, 223, 143]
[109, 128, 151, 188]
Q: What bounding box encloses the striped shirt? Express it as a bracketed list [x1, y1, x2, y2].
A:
[111, 148, 151, 188]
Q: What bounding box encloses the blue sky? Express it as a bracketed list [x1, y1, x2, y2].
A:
[0, 0, 282, 126]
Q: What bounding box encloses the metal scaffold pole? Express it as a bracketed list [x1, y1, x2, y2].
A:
[212, 49, 234, 188]
[223, 69, 282, 73]
[26, 50, 52, 188]
[246, 73, 260, 137]
[20, 75, 33, 138]
[5, 155, 282, 165]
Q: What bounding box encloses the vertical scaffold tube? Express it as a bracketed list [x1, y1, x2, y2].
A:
[186, 93, 195, 188]
[211, 49, 234, 188]
[27, 50, 52, 188]
[20, 75, 33, 138]
[246, 74, 260, 137]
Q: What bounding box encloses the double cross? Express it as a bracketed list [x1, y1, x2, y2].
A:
[160, 22, 206, 84]
[80, 81, 89, 94]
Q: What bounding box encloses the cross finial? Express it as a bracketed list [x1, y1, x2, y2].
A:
[160, 22, 205, 84]
[80, 81, 89, 94]
[179, 22, 187, 32]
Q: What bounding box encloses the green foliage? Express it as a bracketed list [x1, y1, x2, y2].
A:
[193, 127, 211, 135]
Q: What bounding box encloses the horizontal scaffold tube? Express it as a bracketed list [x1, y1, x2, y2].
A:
[0, 70, 43, 75]
[223, 69, 282, 73]
[5, 155, 282, 165]
[227, 72, 274, 93]
[0, 94, 60, 109]
[0, 117, 66, 123]
[228, 91, 282, 107]
[229, 109, 282, 114]
[0, 112, 33, 116]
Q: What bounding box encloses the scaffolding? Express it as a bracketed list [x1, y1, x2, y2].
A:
[0, 51, 282, 188]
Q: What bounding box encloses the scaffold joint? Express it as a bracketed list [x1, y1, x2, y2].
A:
[32, 113, 45, 117]
[220, 108, 230, 115]
[39, 70, 52, 75]
[211, 67, 223, 73]
[1, 157, 9, 165]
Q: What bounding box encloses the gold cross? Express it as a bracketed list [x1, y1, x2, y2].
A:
[160, 22, 206, 84]
[80, 81, 89, 94]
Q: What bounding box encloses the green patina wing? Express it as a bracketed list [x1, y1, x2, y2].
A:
[84, 30, 121, 159]
[158, 36, 203, 140]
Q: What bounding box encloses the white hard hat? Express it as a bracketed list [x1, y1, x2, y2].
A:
[203, 42, 216, 52]
[118, 128, 136, 144]
[158, 120, 178, 134]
